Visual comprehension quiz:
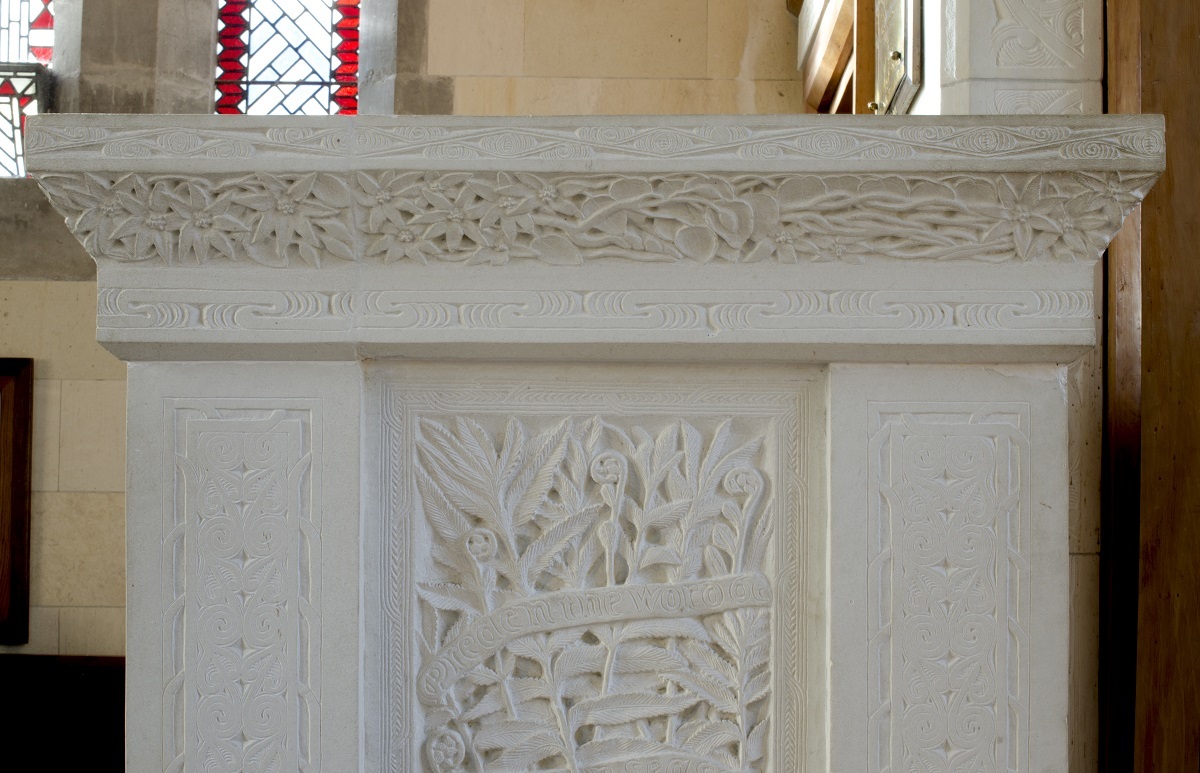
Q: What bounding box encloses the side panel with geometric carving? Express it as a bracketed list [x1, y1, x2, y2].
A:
[165, 402, 321, 772]
[829, 365, 1068, 773]
[866, 405, 1031, 772]
[365, 364, 825, 772]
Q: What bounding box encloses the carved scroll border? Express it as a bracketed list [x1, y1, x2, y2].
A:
[163, 401, 321, 772]
[25, 117, 1162, 171]
[96, 288, 1095, 336]
[866, 403, 1031, 772]
[372, 372, 822, 772]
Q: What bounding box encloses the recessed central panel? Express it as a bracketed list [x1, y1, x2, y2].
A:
[365, 363, 825, 772]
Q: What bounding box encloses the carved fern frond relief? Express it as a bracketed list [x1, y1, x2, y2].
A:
[412, 415, 775, 772]
[35, 169, 1156, 267]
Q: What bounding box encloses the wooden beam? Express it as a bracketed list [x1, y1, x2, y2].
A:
[853, 0, 875, 113]
[1100, 0, 1142, 768]
[798, 0, 855, 112]
[1133, 0, 1200, 769]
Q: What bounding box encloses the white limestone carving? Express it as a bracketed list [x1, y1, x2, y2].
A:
[942, 0, 1103, 116]
[867, 404, 1030, 770]
[992, 0, 1087, 70]
[943, 0, 1101, 83]
[24, 116, 1162, 363]
[829, 366, 1069, 773]
[24, 116, 1158, 172]
[366, 366, 824, 771]
[29, 115, 1162, 773]
[168, 403, 320, 772]
[33, 169, 1156, 268]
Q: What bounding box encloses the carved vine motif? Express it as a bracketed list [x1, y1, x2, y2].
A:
[869, 410, 1029, 772]
[172, 409, 318, 772]
[414, 416, 774, 772]
[36, 169, 1154, 268]
[24, 121, 1162, 164]
[992, 0, 1086, 69]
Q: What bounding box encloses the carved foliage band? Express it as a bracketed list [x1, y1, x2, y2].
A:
[96, 287, 1094, 336]
[25, 120, 1162, 168]
[376, 378, 812, 772]
[167, 404, 320, 772]
[36, 169, 1156, 268]
[867, 406, 1030, 772]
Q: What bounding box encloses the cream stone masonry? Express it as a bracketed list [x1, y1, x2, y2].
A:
[25, 114, 1162, 772]
[26, 115, 1162, 364]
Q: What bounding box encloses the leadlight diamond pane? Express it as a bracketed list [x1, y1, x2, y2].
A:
[215, 0, 358, 115]
[0, 63, 47, 176]
[1, 0, 54, 65]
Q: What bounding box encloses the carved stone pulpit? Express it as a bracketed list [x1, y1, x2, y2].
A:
[27, 114, 1163, 772]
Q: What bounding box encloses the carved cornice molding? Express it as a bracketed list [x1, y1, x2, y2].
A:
[26, 115, 1162, 173]
[24, 115, 1163, 361]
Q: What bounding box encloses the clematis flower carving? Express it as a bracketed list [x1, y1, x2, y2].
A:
[175, 184, 248, 264]
[237, 173, 354, 266]
[795, 233, 870, 264]
[365, 219, 443, 264]
[980, 176, 1065, 260]
[51, 173, 144, 257]
[744, 191, 811, 263]
[107, 181, 186, 262]
[466, 232, 540, 266]
[1050, 196, 1111, 261]
[411, 183, 490, 252]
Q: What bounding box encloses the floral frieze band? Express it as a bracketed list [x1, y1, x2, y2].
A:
[35, 169, 1156, 268]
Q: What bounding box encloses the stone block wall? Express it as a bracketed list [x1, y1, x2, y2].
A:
[435, 0, 811, 115]
[0, 282, 126, 655]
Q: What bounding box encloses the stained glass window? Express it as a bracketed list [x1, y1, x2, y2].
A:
[216, 0, 359, 115]
[1, 1, 53, 177]
[1, 0, 52, 65]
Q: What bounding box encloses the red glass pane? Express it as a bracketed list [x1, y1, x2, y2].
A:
[215, 0, 358, 115]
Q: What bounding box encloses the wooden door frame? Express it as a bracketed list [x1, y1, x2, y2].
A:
[1104, 1, 1200, 769]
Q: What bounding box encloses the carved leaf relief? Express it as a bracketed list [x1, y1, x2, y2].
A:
[171, 409, 319, 772]
[992, 0, 1087, 69]
[868, 409, 1030, 772]
[36, 169, 1156, 268]
[413, 416, 774, 772]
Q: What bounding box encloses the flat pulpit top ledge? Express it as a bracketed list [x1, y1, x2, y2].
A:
[25, 114, 1165, 363]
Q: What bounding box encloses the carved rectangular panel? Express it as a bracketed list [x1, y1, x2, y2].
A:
[866, 404, 1031, 771]
[366, 365, 824, 772]
[165, 402, 321, 772]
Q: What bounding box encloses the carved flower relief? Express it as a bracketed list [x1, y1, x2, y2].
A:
[469, 171, 588, 235]
[175, 184, 249, 264]
[1050, 196, 1111, 261]
[106, 181, 188, 262]
[235, 172, 356, 266]
[39, 169, 1142, 267]
[49, 173, 150, 258]
[411, 183, 492, 253]
[979, 177, 1066, 260]
[364, 218, 444, 264]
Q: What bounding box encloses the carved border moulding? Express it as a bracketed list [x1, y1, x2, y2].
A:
[868, 404, 1030, 771]
[24, 114, 1162, 363]
[167, 402, 321, 772]
[944, 0, 1103, 83]
[363, 364, 826, 772]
